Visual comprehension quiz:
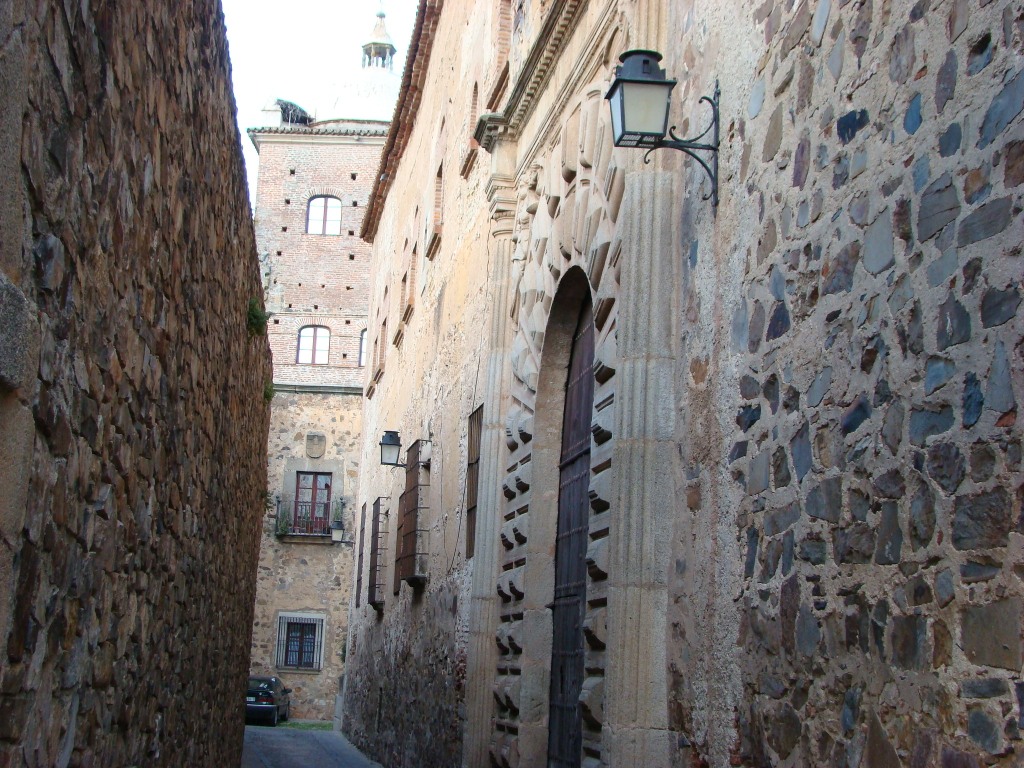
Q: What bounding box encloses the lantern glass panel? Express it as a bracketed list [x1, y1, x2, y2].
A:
[609, 85, 625, 144]
[621, 81, 672, 138]
[381, 442, 401, 466]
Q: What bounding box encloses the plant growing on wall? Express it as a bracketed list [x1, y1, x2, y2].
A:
[247, 297, 269, 337]
[263, 380, 275, 403]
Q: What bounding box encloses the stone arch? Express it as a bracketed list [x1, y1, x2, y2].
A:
[491, 82, 621, 768]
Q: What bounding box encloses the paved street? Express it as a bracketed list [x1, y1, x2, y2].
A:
[241, 725, 382, 768]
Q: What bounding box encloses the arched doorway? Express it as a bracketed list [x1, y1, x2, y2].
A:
[547, 298, 595, 767]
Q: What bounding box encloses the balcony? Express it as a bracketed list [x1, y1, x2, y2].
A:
[275, 498, 347, 541]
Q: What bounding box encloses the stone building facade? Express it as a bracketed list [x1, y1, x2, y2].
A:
[343, 0, 1024, 766]
[0, 1, 270, 766]
[246, 22, 398, 721]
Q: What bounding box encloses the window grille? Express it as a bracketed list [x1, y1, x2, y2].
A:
[368, 497, 388, 609]
[395, 440, 430, 590]
[466, 406, 483, 559]
[276, 614, 324, 670]
[356, 503, 367, 608]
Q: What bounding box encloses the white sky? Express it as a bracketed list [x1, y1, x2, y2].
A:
[221, 0, 419, 201]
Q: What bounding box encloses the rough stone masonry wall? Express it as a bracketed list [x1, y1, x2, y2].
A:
[672, 0, 1024, 764]
[0, 1, 270, 766]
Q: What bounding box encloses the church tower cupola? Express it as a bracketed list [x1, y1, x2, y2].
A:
[362, 10, 396, 70]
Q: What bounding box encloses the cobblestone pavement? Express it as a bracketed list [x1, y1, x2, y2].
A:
[241, 725, 382, 768]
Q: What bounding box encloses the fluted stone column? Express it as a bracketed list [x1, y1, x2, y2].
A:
[603, 169, 680, 767]
[462, 173, 517, 768]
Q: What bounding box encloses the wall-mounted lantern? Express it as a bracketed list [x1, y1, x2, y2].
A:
[605, 50, 721, 208]
[379, 430, 403, 466]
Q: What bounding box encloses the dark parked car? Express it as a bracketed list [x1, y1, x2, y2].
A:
[246, 676, 291, 726]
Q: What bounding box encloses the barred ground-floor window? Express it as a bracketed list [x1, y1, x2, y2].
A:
[276, 612, 325, 671]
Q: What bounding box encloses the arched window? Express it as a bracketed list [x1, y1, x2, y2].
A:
[307, 196, 342, 235]
[358, 329, 368, 367]
[297, 326, 330, 364]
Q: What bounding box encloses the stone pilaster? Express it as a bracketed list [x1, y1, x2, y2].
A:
[462, 172, 517, 768]
[603, 170, 679, 767]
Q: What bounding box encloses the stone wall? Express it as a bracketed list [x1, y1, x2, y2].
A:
[249, 391, 361, 720]
[0, 1, 270, 766]
[669, 0, 1024, 763]
[341, 0, 1024, 765]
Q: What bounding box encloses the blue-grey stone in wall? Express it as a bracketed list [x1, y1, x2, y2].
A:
[841, 687, 862, 734]
[962, 256, 982, 293]
[957, 196, 1012, 246]
[798, 537, 826, 565]
[837, 109, 869, 144]
[873, 469, 905, 499]
[953, 487, 1012, 550]
[890, 614, 927, 668]
[882, 399, 904, 455]
[927, 442, 966, 494]
[889, 24, 916, 84]
[907, 300, 925, 354]
[769, 266, 786, 300]
[909, 404, 954, 445]
[936, 50, 958, 114]
[744, 526, 759, 578]
[764, 104, 784, 161]
[918, 173, 960, 241]
[811, 0, 831, 45]
[894, 197, 913, 242]
[967, 32, 993, 75]
[874, 501, 903, 564]
[827, 31, 845, 81]
[967, 708, 1001, 754]
[909, 482, 936, 550]
[791, 421, 812, 481]
[781, 531, 795, 576]
[963, 372, 984, 427]
[823, 242, 859, 294]
[0, 272, 29, 390]
[807, 476, 842, 522]
[765, 502, 801, 537]
[938, 122, 962, 156]
[807, 367, 832, 407]
[841, 394, 872, 435]
[766, 302, 791, 341]
[961, 561, 1001, 583]
[913, 155, 930, 192]
[730, 440, 749, 463]
[850, 488, 870, 522]
[925, 357, 956, 394]
[833, 153, 850, 189]
[962, 598, 1022, 670]
[934, 567, 955, 606]
[737, 404, 762, 431]
[764, 374, 780, 414]
[978, 66, 1024, 149]
[985, 340, 1015, 413]
[849, 192, 870, 226]
[748, 450, 770, 495]
[981, 285, 1021, 328]
[834, 523, 875, 564]
[926, 247, 958, 287]
[962, 678, 1010, 699]
[794, 134, 811, 188]
[740, 374, 760, 399]
[748, 77, 766, 120]
[888, 274, 913, 312]
[796, 603, 820, 656]
[937, 292, 971, 350]
[773, 447, 791, 488]
[863, 209, 895, 274]
[904, 93, 923, 135]
[749, 301, 765, 353]
[850, 149, 867, 179]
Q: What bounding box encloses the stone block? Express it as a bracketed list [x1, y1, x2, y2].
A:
[961, 599, 1021, 670]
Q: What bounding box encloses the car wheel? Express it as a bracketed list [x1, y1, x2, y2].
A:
[282, 704, 289, 722]
[270, 707, 279, 727]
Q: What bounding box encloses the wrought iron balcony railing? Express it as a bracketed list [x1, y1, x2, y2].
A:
[275, 498, 345, 537]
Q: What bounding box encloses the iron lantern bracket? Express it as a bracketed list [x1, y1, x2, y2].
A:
[643, 81, 721, 208]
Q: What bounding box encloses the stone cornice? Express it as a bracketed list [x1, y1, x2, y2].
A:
[248, 128, 389, 152]
[271, 383, 364, 396]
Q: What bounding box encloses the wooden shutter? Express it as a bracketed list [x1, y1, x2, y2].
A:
[368, 497, 388, 609]
[355, 503, 367, 608]
[396, 440, 429, 588]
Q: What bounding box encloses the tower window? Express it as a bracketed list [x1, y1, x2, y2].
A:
[297, 325, 330, 365]
[307, 196, 343, 235]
